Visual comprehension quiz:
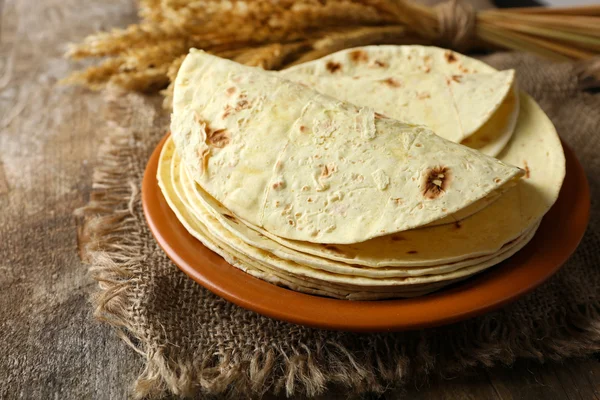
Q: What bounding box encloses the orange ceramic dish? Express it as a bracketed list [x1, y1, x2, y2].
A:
[143, 134, 590, 332]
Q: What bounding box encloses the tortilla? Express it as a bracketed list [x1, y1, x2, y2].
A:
[171, 50, 523, 244]
[158, 138, 540, 299]
[177, 145, 536, 278]
[282, 45, 519, 156]
[281, 71, 514, 144]
[177, 92, 564, 268]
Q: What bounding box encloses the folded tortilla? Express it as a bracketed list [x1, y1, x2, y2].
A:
[171, 50, 523, 244]
[282, 45, 519, 156]
[169, 93, 564, 269]
[158, 138, 540, 299]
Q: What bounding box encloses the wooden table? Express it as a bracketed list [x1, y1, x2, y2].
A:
[0, 0, 598, 398]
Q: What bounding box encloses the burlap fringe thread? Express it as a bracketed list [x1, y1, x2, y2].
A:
[76, 77, 600, 398]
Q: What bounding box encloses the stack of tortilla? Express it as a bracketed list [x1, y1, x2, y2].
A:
[158, 46, 565, 300]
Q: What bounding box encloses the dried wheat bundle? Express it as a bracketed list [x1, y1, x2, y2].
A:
[64, 0, 600, 105]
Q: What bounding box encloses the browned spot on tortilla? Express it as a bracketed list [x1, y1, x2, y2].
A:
[422, 166, 452, 199]
[236, 99, 250, 112]
[321, 163, 337, 179]
[421, 65, 431, 73]
[417, 92, 430, 100]
[494, 178, 502, 183]
[323, 245, 343, 255]
[391, 235, 405, 241]
[225, 87, 236, 96]
[299, 125, 306, 133]
[407, 250, 418, 254]
[223, 214, 239, 224]
[458, 64, 470, 73]
[407, 55, 412, 60]
[524, 161, 530, 178]
[272, 181, 286, 190]
[415, 143, 422, 148]
[326, 61, 342, 73]
[442, 207, 447, 212]
[307, 198, 313, 203]
[206, 128, 230, 148]
[444, 51, 457, 63]
[373, 59, 387, 67]
[374, 112, 388, 119]
[392, 197, 403, 205]
[424, 55, 432, 63]
[451, 75, 462, 83]
[198, 147, 211, 173]
[454, 221, 462, 229]
[382, 77, 401, 88]
[349, 50, 368, 63]
[222, 104, 232, 119]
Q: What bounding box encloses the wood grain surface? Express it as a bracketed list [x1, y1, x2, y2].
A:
[0, 0, 598, 398]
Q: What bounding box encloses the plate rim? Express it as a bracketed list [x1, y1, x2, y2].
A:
[142, 133, 590, 332]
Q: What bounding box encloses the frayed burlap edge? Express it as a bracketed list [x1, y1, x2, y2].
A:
[76, 63, 600, 399]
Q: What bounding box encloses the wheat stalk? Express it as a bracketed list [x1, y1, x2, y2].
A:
[64, 0, 600, 105]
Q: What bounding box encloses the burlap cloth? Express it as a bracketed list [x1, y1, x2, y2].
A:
[78, 52, 600, 399]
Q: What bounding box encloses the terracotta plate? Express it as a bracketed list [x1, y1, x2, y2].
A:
[143, 134, 590, 332]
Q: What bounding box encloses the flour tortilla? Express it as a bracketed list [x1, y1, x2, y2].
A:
[172, 50, 523, 244]
[282, 45, 518, 155]
[281, 71, 515, 146]
[179, 92, 564, 268]
[158, 141, 465, 299]
[176, 143, 536, 278]
[159, 139, 539, 299]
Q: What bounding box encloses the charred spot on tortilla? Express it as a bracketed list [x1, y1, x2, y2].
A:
[422, 166, 451, 199]
[524, 161, 531, 178]
[326, 61, 342, 73]
[349, 50, 368, 63]
[206, 127, 230, 148]
[272, 180, 286, 190]
[198, 147, 211, 173]
[236, 99, 250, 112]
[444, 51, 458, 63]
[322, 244, 343, 255]
[321, 163, 336, 179]
[382, 77, 401, 88]
[222, 104, 232, 119]
[223, 214, 239, 224]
